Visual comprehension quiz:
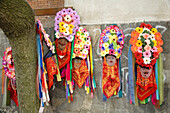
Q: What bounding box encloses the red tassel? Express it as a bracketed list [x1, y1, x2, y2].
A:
[155, 100, 160, 109]
[71, 95, 73, 101]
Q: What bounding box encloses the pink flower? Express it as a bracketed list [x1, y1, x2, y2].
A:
[109, 49, 115, 55]
[84, 45, 90, 50]
[151, 47, 158, 52]
[137, 46, 143, 53]
[143, 51, 151, 58]
[145, 39, 150, 45]
[144, 45, 151, 51]
[143, 33, 150, 39]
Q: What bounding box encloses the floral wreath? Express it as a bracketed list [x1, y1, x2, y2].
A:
[2, 47, 16, 80]
[130, 23, 163, 68]
[54, 8, 80, 42]
[72, 27, 91, 59]
[99, 25, 125, 58]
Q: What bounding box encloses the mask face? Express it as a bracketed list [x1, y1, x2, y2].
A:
[106, 55, 116, 66]
[73, 58, 82, 69]
[57, 38, 68, 51]
[140, 67, 152, 78]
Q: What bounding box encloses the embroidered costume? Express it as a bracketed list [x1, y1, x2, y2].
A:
[128, 23, 164, 107]
[2, 47, 18, 106]
[99, 25, 125, 99]
[72, 27, 96, 95]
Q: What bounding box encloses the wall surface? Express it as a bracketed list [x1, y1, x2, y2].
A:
[65, 0, 170, 25]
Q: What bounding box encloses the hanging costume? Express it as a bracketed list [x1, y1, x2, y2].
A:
[44, 8, 81, 102]
[2, 47, 18, 107]
[72, 27, 96, 95]
[127, 23, 164, 107]
[36, 20, 51, 111]
[99, 25, 125, 99]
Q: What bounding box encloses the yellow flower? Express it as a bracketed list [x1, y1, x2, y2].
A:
[136, 40, 143, 47]
[101, 50, 106, 56]
[103, 43, 109, 48]
[59, 22, 65, 27]
[110, 29, 115, 34]
[69, 29, 73, 34]
[82, 40, 86, 45]
[59, 26, 66, 33]
[152, 40, 157, 47]
[105, 48, 109, 54]
[69, 24, 74, 29]
[72, 53, 75, 58]
[114, 51, 118, 56]
[75, 44, 79, 48]
[79, 44, 84, 48]
[151, 28, 157, 34]
[117, 45, 121, 49]
[112, 35, 118, 42]
[135, 27, 143, 33]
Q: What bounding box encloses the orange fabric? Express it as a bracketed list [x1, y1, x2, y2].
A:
[45, 57, 58, 90]
[2, 66, 4, 94]
[7, 80, 18, 106]
[72, 59, 89, 88]
[136, 66, 157, 101]
[55, 39, 71, 69]
[102, 57, 120, 98]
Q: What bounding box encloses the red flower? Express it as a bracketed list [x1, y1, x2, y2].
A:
[146, 24, 152, 30]
[153, 52, 159, 58]
[151, 59, 157, 65]
[135, 52, 142, 59]
[136, 58, 144, 65]
[140, 23, 147, 28]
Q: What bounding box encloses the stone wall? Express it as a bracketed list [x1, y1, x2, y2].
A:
[0, 20, 170, 112]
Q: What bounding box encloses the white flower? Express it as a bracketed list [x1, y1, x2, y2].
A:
[64, 15, 72, 23]
[143, 57, 151, 64]
[79, 27, 83, 32]
[84, 32, 89, 37]
[72, 53, 75, 58]
[68, 35, 74, 42]
[63, 30, 69, 36]
[150, 34, 155, 41]
[86, 40, 91, 46]
[55, 32, 60, 39]
[63, 23, 69, 30]
[83, 49, 88, 55]
[143, 28, 150, 32]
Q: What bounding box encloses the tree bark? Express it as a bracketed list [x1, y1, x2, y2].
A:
[0, 0, 39, 112]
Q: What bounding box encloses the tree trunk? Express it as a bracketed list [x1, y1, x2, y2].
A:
[0, 0, 39, 112]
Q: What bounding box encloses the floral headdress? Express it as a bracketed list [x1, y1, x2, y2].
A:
[130, 23, 163, 68]
[54, 8, 80, 42]
[72, 27, 91, 59]
[99, 25, 125, 58]
[2, 47, 15, 80]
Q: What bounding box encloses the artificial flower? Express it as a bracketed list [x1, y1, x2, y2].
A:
[55, 32, 60, 39]
[108, 43, 113, 49]
[140, 23, 147, 28]
[130, 38, 137, 45]
[153, 52, 159, 58]
[85, 32, 89, 37]
[143, 51, 151, 58]
[143, 57, 151, 64]
[72, 53, 75, 58]
[145, 39, 150, 45]
[143, 33, 150, 39]
[77, 32, 81, 36]
[86, 40, 91, 46]
[146, 24, 152, 30]
[82, 54, 87, 59]
[103, 43, 109, 48]
[105, 48, 110, 54]
[109, 49, 115, 55]
[103, 36, 109, 42]
[135, 27, 143, 33]
[69, 24, 74, 29]
[101, 50, 106, 56]
[63, 30, 69, 36]
[151, 59, 157, 65]
[82, 40, 87, 45]
[157, 38, 163, 46]
[69, 29, 73, 34]
[83, 49, 88, 55]
[110, 29, 116, 34]
[79, 27, 83, 32]
[155, 32, 162, 40]
[82, 28, 87, 33]
[152, 40, 157, 47]
[114, 51, 118, 57]
[131, 45, 138, 53]
[84, 45, 90, 50]
[151, 47, 158, 52]
[157, 46, 163, 53]
[63, 24, 69, 30]
[74, 44, 79, 48]
[79, 44, 84, 49]
[86, 36, 91, 41]
[80, 35, 85, 39]
[131, 31, 139, 39]
[135, 52, 142, 58]
[59, 26, 66, 33]
[59, 22, 65, 27]
[112, 35, 118, 42]
[144, 45, 151, 51]
[151, 28, 157, 34]
[137, 46, 143, 53]
[136, 58, 144, 65]
[136, 40, 143, 47]
[64, 15, 72, 23]
[150, 35, 155, 41]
